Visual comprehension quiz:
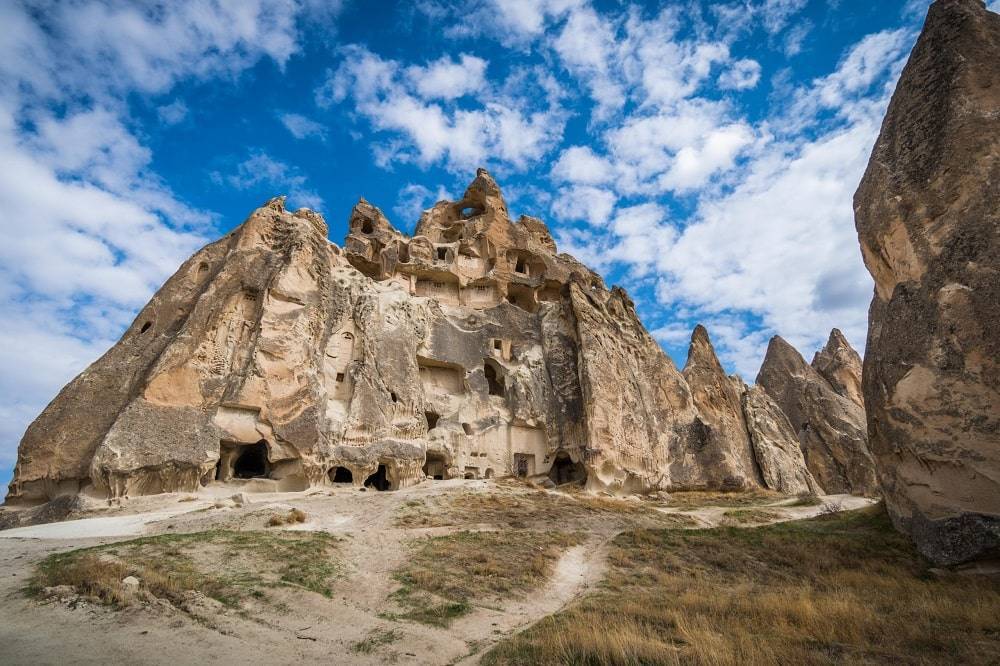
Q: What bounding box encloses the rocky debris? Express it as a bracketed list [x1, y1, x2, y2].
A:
[757, 336, 879, 496]
[811, 329, 864, 408]
[741, 384, 822, 496]
[121, 576, 140, 593]
[681, 326, 762, 490]
[854, 0, 1000, 564]
[6, 168, 862, 506]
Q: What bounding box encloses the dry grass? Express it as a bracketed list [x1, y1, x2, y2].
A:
[395, 484, 696, 531]
[391, 529, 585, 627]
[787, 492, 823, 507]
[350, 627, 402, 654]
[266, 508, 308, 527]
[720, 508, 785, 526]
[664, 489, 783, 511]
[484, 506, 1000, 665]
[30, 529, 340, 610]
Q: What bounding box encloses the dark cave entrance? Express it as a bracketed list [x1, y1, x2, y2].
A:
[423, 452, 447, 480]
[233, 441, 270, 479]
[329, 466, 353, 484]
[484, 361, 504, 396]
[548, 452, 586, 486]
[365, 464, 391, 491]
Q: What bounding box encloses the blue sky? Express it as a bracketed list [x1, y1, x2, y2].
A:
[3, 0, 994, 490]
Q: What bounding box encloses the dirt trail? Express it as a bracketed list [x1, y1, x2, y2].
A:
[0, 482, 871, 665]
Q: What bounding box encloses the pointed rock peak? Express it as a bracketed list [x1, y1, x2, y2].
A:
[813, 328, 862, 367]
[264, 195, 287, 212]
[757, 335, 810, 383]
[683, 324, 724, 374]
[347, 198, 401, 238]
[461, 167, 508, 216]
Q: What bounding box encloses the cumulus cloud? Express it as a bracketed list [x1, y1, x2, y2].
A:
[317, 46, 566, 173]
[551, 146, 614, 185]
[718, 58, 762, 90]
[0, 0, 331, 474]
[407, 54, 487, 100]
[279, 112, 328, 140]
[551, 185, 616, 226]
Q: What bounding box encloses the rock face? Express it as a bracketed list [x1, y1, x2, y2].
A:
[681, 326, 762, 490]
[741, 384, 822, 496]
[757, 335, 879, 496]
[811, 329, 864, 408]
[6, 169, 859, 505]
[854, 0, 1000, 564]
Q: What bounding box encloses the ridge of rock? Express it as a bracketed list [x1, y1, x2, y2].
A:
[756, 336, 878, 496]
[854, 0, 1000, 564]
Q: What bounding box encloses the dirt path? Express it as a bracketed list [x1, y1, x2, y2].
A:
[0, 483, 871, 665]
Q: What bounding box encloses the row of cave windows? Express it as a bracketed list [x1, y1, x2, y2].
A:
[220, 440, 585, 490]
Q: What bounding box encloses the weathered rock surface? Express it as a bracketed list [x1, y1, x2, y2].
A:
[741, 384, 822, 496]
[757, 336, 879, 496]
[6, 168, 865, 506]
[681, 326, 762, 490]
[854, 0, 1000, 564]
[811, 329, 864, 408]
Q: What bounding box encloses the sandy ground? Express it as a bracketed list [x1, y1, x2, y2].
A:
[0, 481, 876, 665]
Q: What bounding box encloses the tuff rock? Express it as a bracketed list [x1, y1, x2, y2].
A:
[811, 329, 864, 408]
[7, 169, 851, 505]
[757, 335, 879, 496]
[854, 0, 1000, 564]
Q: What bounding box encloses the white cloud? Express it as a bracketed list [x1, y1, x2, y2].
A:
[319, 47, 566, 173]
[157, 99, 189, 124]
[551, 146, 614, 185]
[216, 151, 323, 210]
[407, 54, 487, 100]
[718, 58, 762, 90]
[551, 185, 616, 226]
[280, 112, 328, 140]
[0, 0, 332, 476]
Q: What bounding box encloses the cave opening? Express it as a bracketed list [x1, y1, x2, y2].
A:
[484, 361, 504, 396]
[425, 411, 440, 430]
[329, 467, 353, 484]
[548, 452, 586, 486]
[365, 464, 391, 491]
[361, 220, 374, 234]
[233, 441, 270, 479]
[423, 452, 447, 480]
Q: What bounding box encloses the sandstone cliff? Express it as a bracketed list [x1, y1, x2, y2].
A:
[757, 335, 878, 496]
[7, 169, 862, 505]
[854, 0, 1000, 564]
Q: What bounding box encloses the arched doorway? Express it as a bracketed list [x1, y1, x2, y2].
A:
[329, 467, 353, 484]
[365, 464, 391, 491]
[233, 441, 269, 479]
[548, 452, 586, 486]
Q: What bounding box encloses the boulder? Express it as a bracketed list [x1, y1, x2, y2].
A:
[854, 0, 1000, 564]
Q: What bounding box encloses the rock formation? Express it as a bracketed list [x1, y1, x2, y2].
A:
[811, 329, 864, 408]
[854, 0, 1000, 564]
[741, 384, 822, 496]
[681, 326, 819, 495]
[6, 169, 853, 505]
[757, 335, 879, 496]
[681, 326, 763, 490]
